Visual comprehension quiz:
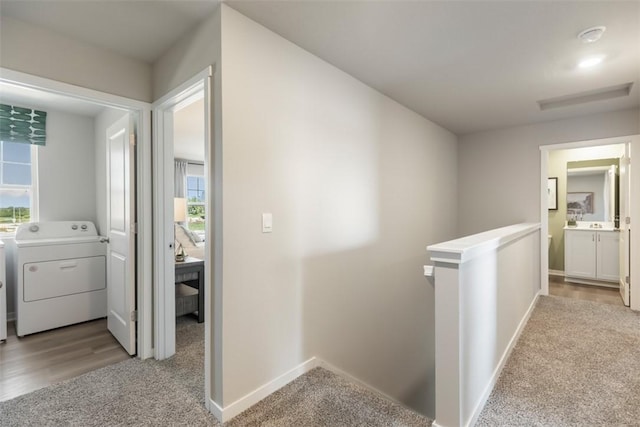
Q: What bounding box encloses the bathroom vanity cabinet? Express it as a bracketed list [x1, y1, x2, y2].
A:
[565, 229, 619, 283]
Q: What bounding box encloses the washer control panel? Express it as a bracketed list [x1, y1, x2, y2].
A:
[15, 221, 99, 240]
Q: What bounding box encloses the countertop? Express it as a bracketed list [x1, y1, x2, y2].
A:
[563, 225, 618, 231]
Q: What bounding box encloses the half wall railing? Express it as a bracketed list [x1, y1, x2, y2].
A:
[426, 223, 541, 427]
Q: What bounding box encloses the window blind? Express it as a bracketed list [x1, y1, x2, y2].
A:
[0, 103, 47, 146]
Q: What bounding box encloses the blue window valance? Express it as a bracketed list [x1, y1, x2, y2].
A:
[0, 103, 47, 146]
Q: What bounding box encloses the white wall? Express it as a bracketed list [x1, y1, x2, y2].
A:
[94, 108, 129, 236]
[0, 16, 152, 102]
[38, 110, 96, 224]
[152, 7, 221, 100]
[458, 108, 640, 236]
[4, 108, 98, 317]
[220, 5, 457, 417]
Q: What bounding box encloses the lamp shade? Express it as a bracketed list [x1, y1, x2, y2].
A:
[174, 197, 187, 223]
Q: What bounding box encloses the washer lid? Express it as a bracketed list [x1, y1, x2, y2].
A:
[16, 235, 103, 248]
[15, 221, 100, 241]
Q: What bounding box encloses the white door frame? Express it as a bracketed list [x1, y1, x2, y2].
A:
[0, 67, 154, 358]
[152, 70, 205, 359]
[539, 134, 640, 311]
[153, 64, 220, 418]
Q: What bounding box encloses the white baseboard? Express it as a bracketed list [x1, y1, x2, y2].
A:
[208, 357, 319, 423]
[205, 356, 405, 424]
[203, 291, 541, 427]
[316, 359, 402, 406]
[206, 398, 224, 422]
[463, 291, 540, 427]
[548, 269, 564, 277]
[564, 277, 619, 289]
[7, 311, 15, 322]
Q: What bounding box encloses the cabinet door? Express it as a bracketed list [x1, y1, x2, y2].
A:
[565, 230, 596, 279]
[597, 231, 620, 282]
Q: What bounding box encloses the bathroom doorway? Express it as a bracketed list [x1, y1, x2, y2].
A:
[540, 135, 640, 310]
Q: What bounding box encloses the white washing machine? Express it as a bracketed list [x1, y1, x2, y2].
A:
[0, 239, 6, 342]
[15, 221, 108, 337]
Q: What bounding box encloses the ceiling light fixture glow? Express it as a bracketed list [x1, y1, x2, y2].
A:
[578, 56, 604, 69]
[578, 26, 606, 43]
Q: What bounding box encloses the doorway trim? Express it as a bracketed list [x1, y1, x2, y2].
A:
[152, 63, 221, 418]
[539, 134, 640, 311]
[0, 67, 154, 358]
[152, 69, 207, 360]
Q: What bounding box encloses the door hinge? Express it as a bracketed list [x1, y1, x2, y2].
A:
[626, 276, 630, 285]
[626, 217, 631, 225]
[131, 310, 138, 322]
[131, 222, 138, 234]
[130, 133, 136, 146]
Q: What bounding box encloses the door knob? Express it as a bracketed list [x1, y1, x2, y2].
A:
[100, 237, 110, 243]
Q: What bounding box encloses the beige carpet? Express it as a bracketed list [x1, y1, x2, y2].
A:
[0, 318, 430, 426]
[6, 296, 629, 426]
[0, 319, 216, 426]
[228, 368, 430, 427]
[477, 295, 640, 426]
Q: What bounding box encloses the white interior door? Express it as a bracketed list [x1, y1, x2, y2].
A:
[607, 166, 616, 221]
[619, 147, 630, 306]
[631, 137, 640, 311]
[106, 114, 136, 354]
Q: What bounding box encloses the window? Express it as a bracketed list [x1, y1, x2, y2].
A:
[186, 175, 205, 232]
[0, 141, 38, 233]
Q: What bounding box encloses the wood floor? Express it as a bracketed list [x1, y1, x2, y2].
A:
[549, 276, 624, 307]
[0, 279, 623, 405]
[0, 318, 130, 402]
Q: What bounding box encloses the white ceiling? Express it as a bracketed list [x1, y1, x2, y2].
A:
[228, 1, 640, 134]
[174, 98, 205, 162]
[0, 81, 107, 117]
[1, 1, 638, 135]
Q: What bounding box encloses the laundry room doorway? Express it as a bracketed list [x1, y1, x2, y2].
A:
[0, 68, 153, 401]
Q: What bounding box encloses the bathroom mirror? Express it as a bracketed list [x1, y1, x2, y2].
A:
[566, 160, 618, 223]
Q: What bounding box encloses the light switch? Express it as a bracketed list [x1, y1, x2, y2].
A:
[262, 213, 273, 233]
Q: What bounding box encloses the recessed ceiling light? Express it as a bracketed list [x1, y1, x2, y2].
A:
[578, 26, 606, 43]
[578, 56, 605, 68]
